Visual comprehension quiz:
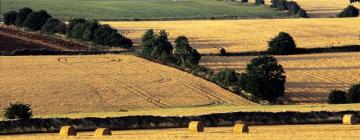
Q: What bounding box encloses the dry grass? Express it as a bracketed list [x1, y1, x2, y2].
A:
[106, 17, 360, 53]
[0, 55, 253, 116]
[201, 52, 360, 104]
[2, 124, 359, 140]
[248, 0, 360, 17]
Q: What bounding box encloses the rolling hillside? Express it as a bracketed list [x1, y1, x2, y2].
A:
[106, 18, 360, 54]
[0, 55, 254, 116]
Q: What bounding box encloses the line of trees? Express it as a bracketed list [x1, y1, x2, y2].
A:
[3, 7, 132, 49]
[270, 0, 308, 18]
[350, 0, 360, 3]
[141, 29, 200, 67]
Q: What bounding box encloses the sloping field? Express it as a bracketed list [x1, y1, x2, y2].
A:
[0, 0, 288, 21]
[107, 17, 360, 54]
[2, 125, 359, 140]
[201, 52, 360, 104]
[0, 55, 254, 116]
[0, 26, 88, 52]
[249, 0, 360, 17]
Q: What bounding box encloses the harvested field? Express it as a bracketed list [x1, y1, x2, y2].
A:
[249, 0, 360, 17]
[1, 125, 359, 140]
[0, 26, 88, 52]
[107, 17, 360, 54]
[200, 52, 360, 104]
[0, 55, 254, 116]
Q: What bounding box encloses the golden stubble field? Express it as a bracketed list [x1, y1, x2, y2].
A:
[201, 52, 360, 104]
[249, 0, 360, 17]
[106, 17, 360, 54]
[1, 124, 359, 140]
[0, 55, 254, 116]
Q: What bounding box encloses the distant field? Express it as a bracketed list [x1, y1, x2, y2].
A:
[249, 0, 360, 17]
[106, 17, 360, 53]
[0, 0, 288, 21]
[201, 52, 360, 104]
[0, 55, 253, 116]
[2, 125, 359, 140]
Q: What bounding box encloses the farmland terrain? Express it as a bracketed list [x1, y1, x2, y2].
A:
[201, 52, 360, 104]
[0, 0, 288, 21]
[1, 125, 359, 140]
[107, 18, 360, 54]
[0, 55, 254, 116]
[0, 26, 88, 54]
[249, 0, 360, 17]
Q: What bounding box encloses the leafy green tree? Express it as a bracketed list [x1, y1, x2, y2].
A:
[268, 32, 296, 55]
[41, 18, 63, 34]
[338, 5, 359, 17]
[141, 29, 157, 58]
[66, 18, 86, 38]
[23, 10, 51, 31]
[82, 20, 100, 41]
[174, 36, 201, 67]
[239, 56, 286, 101]
[347, 83, 360, 103]
[4, 103, 32, 120]
[15, 7, 33, 27]
[287, 1, 300, 15]
[212, 68, 238, 86]
[3, 11, 17, 25]
[328, 90, 347, 104]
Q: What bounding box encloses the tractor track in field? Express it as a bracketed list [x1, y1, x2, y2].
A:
[124, 58, 233, 106]
[57, 57, 171, 108]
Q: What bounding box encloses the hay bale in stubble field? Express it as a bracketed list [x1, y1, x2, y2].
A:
[233, 123, 249, 133]
[59, 126, 77, 136]
[94, 128, 112, 136]
[188, 121, 204, 132]
[343, 114, 357, 125]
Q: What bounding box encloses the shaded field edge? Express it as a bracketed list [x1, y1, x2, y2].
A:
[0, 110, 359, 135]
[202, 45, 360, 56]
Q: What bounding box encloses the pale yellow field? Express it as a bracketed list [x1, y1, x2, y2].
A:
[201, 52, 360, 104]
[0, 55, 254, 116]
[249, 0, 360, 17]
[107, 18, 360, 54]
[2, 125, 359, 140]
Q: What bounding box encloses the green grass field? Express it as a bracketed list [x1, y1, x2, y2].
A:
[0, 0, 288, 21]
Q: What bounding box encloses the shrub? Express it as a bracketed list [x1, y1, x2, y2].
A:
[41, 18, 64, 34]
[151, 30, 173, 59]
[276, 0, 288, 10]
[23, 10, 51, 31]
[3, 11, 17, 25]
[141, 29, 157, 58]
[212, 68, 239, 86]
[4, 103, 32, 120]
[174, 36, 201, 67]
[338, 5, 359, 17]
[268, 32, 296, 55]
[328, 90, 347, 104]
[347, 83, 360, 103]
[66, 18, 87, 39]
[287, 2, 300, 15]
[220, 48, 226, 56]
[239, 56, 286, 101]
[270, 0, 279, 8]
[82, 20, 100, 41]
[296, 9, 308, 18]
[15, 7, 33, 27]
[255, 0, 265, 5]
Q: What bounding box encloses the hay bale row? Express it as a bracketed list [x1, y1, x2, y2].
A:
[60, 126, 112, 137]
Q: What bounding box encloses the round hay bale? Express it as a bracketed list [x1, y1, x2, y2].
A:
[59, 126, 77, 136]
[94, 128, 112, 136]
[188, 121, 204, 132]
[343, 114, 357, 125]
[233, 123, 249, 133]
